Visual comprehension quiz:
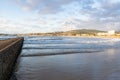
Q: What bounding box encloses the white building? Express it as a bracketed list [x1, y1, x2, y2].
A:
[97, 30, 115, 36]
[97, 32, 108, 36]
[108, 30, 115, 35]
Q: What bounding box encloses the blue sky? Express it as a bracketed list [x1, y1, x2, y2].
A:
[0, 0, 120, 34]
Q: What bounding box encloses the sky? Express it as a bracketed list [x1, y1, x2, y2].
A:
[0, 0, 120, 34]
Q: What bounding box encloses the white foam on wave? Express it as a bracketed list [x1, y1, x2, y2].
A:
[21, 37, 120, 56]
[76, 38, 120, 44]
[24, 37, 120, 44]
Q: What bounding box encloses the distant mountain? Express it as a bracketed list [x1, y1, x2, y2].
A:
[0, 29, 107, 36]
[64, 29, 106, 34]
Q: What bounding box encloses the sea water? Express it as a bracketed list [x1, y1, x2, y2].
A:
[1, 36, 120, 80]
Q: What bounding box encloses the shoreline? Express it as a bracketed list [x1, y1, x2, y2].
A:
[1, 35, 120, 39]
[20, 35, 120, 39]
[62, 35, 120, 39]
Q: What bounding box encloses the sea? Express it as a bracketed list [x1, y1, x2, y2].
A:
[1, 36, 120, 80]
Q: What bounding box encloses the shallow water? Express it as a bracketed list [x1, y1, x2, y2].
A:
[1, 36, 120, 80]
[17, 49, 120, 80]
[21, 36, 120, 56]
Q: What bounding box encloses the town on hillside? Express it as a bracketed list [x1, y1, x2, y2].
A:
[1, 29, 120, 38]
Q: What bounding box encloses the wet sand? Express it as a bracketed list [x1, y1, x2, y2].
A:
[16, 48, 120, 80]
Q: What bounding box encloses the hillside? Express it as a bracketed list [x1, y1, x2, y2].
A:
[64, 29, 106, 35]
[0, 29, 108, 36]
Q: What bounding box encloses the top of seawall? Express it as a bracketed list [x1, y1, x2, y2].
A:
[0, 37, 24, 52]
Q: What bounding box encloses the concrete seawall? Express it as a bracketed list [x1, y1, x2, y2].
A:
[0, 38, 24, 80]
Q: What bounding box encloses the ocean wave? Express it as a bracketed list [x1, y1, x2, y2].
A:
[26, 38, 63, 41]
[22, 46, 111, 49]
[25, 36, 63, 40]
[24, 38, 120, 44]
[21, 49, 101, 57]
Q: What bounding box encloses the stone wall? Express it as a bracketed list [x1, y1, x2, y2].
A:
[0, 38, 24, 80]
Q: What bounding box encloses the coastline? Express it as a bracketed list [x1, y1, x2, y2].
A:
[1, 34, 120, 39]
[16, 35, 120, 39]
[61, 35, 120, 39]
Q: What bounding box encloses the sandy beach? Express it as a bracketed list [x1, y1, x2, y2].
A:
[61, 35, 120, 39]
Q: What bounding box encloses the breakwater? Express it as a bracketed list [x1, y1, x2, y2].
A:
[0, 38, 24, 80]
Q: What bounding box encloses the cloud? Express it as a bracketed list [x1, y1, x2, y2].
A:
[2, 0, 120, 34]
[60, 0, 120, 31]
[0, 19, 35, 34]
[12, 0, 76, 14]
[0, 19, 9, 24]
[80, 0, 120, 19]
[7, 0, 120, 18]
[12, 0, 120, 22]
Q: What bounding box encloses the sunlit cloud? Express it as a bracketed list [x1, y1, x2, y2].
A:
[12, 0, 76, 14]
[1, 0, 120, 33]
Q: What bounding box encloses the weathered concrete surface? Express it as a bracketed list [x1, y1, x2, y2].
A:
[0, 38, 24, 80]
